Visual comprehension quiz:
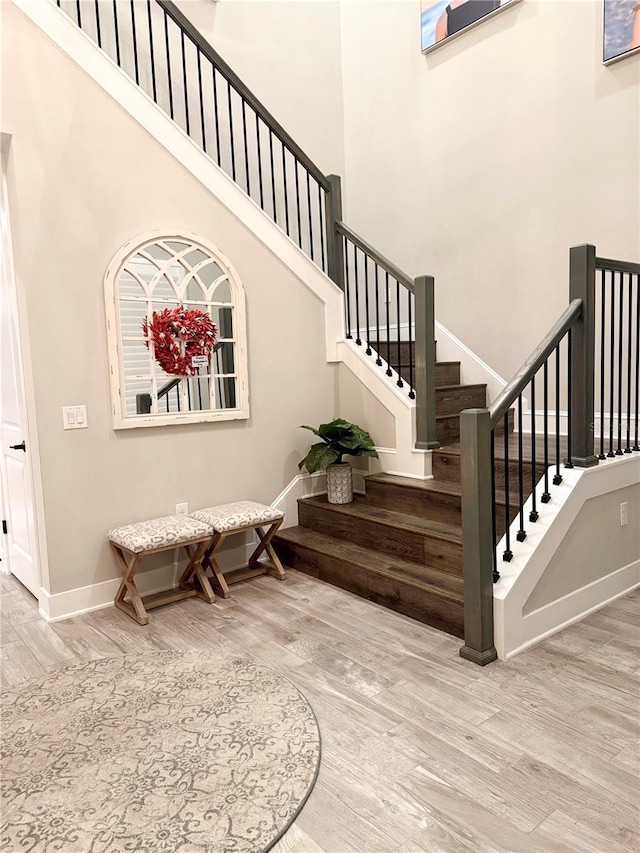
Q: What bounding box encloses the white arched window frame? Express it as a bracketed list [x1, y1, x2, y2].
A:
[104, 231, 249, 429]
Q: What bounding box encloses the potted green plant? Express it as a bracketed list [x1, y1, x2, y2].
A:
[298, 418, 378, 504]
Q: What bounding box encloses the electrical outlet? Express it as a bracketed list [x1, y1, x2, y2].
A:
[620, 502, 628, 526]
[176, 502, 188, 516]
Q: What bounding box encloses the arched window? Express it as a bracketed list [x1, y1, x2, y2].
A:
[104, 231, 249, 429]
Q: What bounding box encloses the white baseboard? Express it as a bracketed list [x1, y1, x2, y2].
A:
[271, 469, 367, 527]
[38, 564, 176, 622]
[39, 540, 256, 623]
[435, 320, 507, 404]
[271, 472, 326, 527]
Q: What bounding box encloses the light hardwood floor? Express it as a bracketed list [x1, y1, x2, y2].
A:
[1, 569, 638, 853]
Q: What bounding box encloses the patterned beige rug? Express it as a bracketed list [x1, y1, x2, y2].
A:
[1, 649, 320, 852]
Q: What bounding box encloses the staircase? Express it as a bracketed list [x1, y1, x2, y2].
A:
[274, 347, 515, 639]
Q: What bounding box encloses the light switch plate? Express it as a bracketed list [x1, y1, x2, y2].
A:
[63, 406, 88, 430]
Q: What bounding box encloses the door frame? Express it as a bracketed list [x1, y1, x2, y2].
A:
[1, 133, 49, 599]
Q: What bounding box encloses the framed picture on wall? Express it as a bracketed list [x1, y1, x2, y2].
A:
[603, 0, 640, 63]
[421, 0, 522, 54]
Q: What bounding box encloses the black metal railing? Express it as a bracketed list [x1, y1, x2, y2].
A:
[595, 257, 640, 457]
[136, 342, 229, 414]
[56, 0, 329, 269]
[336, 220, 438, 447]
[459, 245, 639, 665]
[54, 0, 440, 448]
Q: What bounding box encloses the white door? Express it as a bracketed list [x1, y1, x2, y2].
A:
[0, 152, 40, 597]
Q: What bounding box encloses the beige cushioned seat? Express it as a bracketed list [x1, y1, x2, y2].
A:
[108, 515, 213, 553]
[190, 501, 283, 533]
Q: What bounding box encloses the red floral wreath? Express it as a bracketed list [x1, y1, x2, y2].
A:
[143, 306, 217, 377]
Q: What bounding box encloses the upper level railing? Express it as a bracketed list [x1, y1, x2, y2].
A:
[55, 0, 439, 447]
[56, 0, 329, 268]
[459, 244, 639, 665]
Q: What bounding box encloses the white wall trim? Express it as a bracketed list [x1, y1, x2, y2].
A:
[435, 319, 507, 404]
[337, 339, 432, 479]
[365, 318, 508, 407]
[518, 409, 636, 438]
[39, 538, 258, 622]
[493, 453, 640, 659]
[271, 468, 367, 526]
[38, 566, 178, 622]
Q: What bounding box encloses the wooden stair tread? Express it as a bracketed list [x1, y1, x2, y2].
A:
[437, 434, 573, 464]
[366, 472, 519, 510]
[300, 494, 462, 542]
[275, 526, 463, 600]
[366, 472, 462, 494]
[435, 383, 486, 393]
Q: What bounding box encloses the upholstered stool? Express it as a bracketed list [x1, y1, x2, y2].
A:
[108, 515, 214, 625]
[185, 501, 286, 598]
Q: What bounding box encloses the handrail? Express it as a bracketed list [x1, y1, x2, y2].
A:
[336, 222, 415, 292]
[136, 342, 225, 414]
[156, 341, 224, 399]
[157, 376, 181, 399]
[158, 1, 330, 192]
[489, 298, 583, 426]
[596, 256, 640, 274]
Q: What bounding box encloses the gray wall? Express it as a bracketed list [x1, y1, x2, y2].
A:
[2, 4, 336, 595]
[174, 0, 346, 178]
[524, 483, 640, 613]
[337, 364, 396, 448]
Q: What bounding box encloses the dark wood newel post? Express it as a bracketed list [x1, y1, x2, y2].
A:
[325, 174, 345, 291]
[459, 408, 498, 665]
[569, 244, 599, 467]
[415, 275, 440, 450]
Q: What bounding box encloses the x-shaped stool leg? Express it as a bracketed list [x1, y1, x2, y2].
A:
[196, 518, 287, 597]
[179, 541, 216, 603]
[111, 543, 148, 626]
[200, 532, 231, 599]
[249, 519, 286, 579]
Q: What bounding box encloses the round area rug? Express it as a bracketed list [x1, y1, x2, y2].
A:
[1, 650, 320, 853]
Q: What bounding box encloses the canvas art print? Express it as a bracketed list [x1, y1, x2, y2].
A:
[603, 0, 640, 63]
[421, 0, 521, 53]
